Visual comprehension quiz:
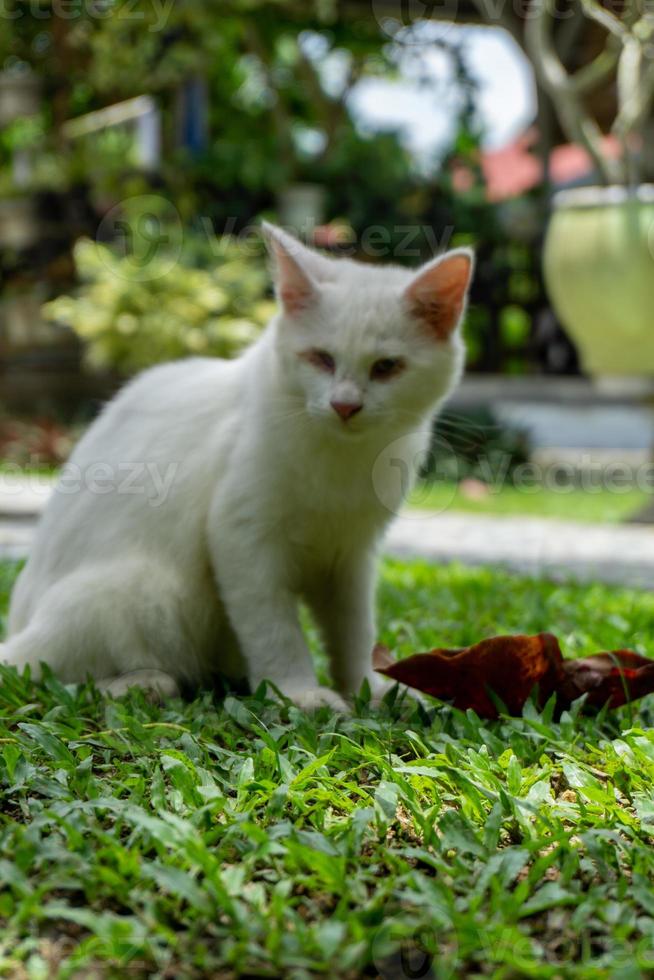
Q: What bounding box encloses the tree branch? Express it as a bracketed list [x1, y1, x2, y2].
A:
[525, 0, 624, 183]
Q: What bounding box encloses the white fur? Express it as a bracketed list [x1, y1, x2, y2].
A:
[1, 225, 472, 708]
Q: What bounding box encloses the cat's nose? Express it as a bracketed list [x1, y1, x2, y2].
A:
[330, 400, 363, 422]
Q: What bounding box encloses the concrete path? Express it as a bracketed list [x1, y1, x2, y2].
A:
[0, 476, 53, 561]
[1, 477, 653, 589]
[386, 512, 654, 589]
[0, 518, 37, 561]
[0, 475, 53, 515]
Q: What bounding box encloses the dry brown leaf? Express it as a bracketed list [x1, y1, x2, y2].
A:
[374, 633, 654, 718]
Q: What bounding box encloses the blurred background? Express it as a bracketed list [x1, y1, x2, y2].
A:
[1, 0, 654, 578]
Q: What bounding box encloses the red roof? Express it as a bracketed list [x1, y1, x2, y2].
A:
[453, 128, 622, 201]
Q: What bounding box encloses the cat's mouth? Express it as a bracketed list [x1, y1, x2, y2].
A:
[328, 416, 367, 439]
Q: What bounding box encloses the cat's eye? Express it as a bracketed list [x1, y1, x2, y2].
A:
[370, 357, 405, 381]
[302, 348, 336, 373]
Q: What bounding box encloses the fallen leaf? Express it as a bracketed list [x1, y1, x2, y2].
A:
[558, 651, 654, 710]
[374, 633, 654, 718]
[459, 478, 490, 501]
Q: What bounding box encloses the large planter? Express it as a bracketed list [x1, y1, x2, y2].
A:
[0, 71, 40, 125]
[543, 185, 654, 380]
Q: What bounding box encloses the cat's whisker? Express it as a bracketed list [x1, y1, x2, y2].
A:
[436, 420, 498, 438]
[434, 417, 501, 448]
[436, 413, 503, 436]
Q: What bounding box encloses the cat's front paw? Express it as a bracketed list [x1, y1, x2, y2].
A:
[283, 686, 348, 713]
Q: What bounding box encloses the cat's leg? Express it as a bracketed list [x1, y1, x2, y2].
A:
[1, 561, 188, 698]
[2, 626, 179, 702]
[210, 534, 346, 711]
[3, 621, 180, 700]
[307, 554, 392, 702]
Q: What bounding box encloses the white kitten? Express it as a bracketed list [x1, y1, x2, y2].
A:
[1, 224, 473, 709]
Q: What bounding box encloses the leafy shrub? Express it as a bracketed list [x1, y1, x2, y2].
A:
[43, 236, 275, 375]
[425, 406, 531, 484]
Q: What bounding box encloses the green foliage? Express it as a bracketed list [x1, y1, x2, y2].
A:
[424, 407, 531, 483]
[0, 3, 393, 204]
[425, 180, 548, 373]
[0, 1, 547, 375]
[43, 236, 274, 375]
[316, 130, 418, 244]
[2, 559, 654, 976]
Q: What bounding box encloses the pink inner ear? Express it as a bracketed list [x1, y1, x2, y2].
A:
[406, 253, 472, 340]
[280, 282, 313, 315]
[270, 240, 316, 315]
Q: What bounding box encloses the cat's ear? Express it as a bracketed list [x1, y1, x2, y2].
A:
[404, 248, 474, 340]
[261, 222, 321, 316]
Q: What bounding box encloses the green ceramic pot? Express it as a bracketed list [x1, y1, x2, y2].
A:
[544, 185, 654, 378]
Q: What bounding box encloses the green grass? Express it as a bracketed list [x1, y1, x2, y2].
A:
[3, 558, 654, 977]
[0, 463, 59, 478]
[410, 480, 649, 523]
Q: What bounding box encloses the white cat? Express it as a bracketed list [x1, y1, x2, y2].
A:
[1, 223, 473, 710]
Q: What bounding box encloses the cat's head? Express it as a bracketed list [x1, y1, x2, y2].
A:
[263, 222, 473, 437]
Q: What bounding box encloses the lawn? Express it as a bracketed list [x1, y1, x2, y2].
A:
[409, 481, 649, 524]
[2, 558, 654, 978]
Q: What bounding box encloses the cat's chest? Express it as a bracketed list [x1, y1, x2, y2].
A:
[273, 474, 388, 566]
[276, 429, 423, 527]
